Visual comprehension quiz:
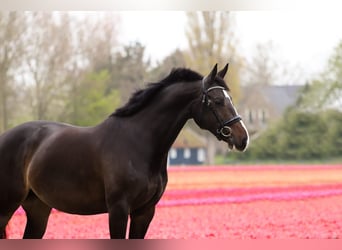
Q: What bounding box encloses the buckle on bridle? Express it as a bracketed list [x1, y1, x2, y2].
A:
[218, 126, 232, 138]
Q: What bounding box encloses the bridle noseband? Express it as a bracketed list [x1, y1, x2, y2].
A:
[202, 85, 242, 140]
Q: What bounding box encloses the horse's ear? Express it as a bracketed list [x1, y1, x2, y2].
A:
[202, 64, 218, 89]
[209, 64, 218, 81]
[217, 63, 229, 79]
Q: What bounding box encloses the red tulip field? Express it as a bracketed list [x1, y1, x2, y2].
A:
[6, 164, 342, 239]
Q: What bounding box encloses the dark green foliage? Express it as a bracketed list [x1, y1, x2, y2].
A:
[236, 109, 342, 161]
[62, 70, 120, 126]
[322, 110, 342, 157]
[298, 41, 342, 110]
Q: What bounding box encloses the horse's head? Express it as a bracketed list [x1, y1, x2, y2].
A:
[192, 64, 249, 151]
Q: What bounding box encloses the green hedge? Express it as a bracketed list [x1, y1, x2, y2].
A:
[232, 109, 342, 161]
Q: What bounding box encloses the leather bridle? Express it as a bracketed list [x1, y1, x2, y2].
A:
[201, 85, 242, 140]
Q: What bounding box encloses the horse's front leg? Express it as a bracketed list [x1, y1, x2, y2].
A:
[129, 205, 155, 239]
[107, 200, 129, 239]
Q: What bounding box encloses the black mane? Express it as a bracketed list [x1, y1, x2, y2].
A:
[112, 68, 203, 117]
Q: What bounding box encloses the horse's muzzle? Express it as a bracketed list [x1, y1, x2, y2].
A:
[234, 136, 249, 152]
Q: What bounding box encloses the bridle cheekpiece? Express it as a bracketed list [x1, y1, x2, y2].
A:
[201, 82, 242, 140]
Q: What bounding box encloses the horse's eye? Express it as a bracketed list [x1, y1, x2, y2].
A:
[214, 98, 224, 106]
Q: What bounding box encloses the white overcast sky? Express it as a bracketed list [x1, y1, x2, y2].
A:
[3, 0, 342, 85]
[119, 10, 342, 84]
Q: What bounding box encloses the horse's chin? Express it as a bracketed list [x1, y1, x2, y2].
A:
[234, 140, 248, 152]
[226, 137, 234, 150]
[226, 137, 245, 152]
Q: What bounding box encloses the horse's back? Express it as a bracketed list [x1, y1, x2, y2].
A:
[0, 121, 68, 165]
[0, 121, 69, 185]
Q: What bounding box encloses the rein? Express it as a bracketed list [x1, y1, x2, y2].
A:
[202, 85, 242, 140]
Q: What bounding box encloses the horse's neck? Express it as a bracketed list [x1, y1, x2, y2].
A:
[124, 82, 201, 161]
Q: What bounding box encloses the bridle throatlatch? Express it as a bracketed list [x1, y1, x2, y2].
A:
[201, 85, 242, 140]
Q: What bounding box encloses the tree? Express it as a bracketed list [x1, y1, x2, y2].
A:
[298, 40, 342, 110]
[244, 41, 280, 86]
[22, 12, 74, 120]
[63, 70, 120, 126]
[148, 49, 186, 81]
[185, 11, 241, 101]
[184, 11, 242, 164]
[321, 109, 342, 157]
[235, 108, 342, 161]
[0, 12, 26, 132]
[61, 12, 120, 124]
[0, 12, 122, 129]
[20, 12, 121, 122]
[109, 42, 151, 104]
[77, 12, 120, 72]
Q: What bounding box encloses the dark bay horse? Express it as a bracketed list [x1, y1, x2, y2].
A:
[0, 64, 249, 239]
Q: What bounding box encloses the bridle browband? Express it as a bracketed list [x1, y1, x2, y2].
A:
[202, 85, 242, 140]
